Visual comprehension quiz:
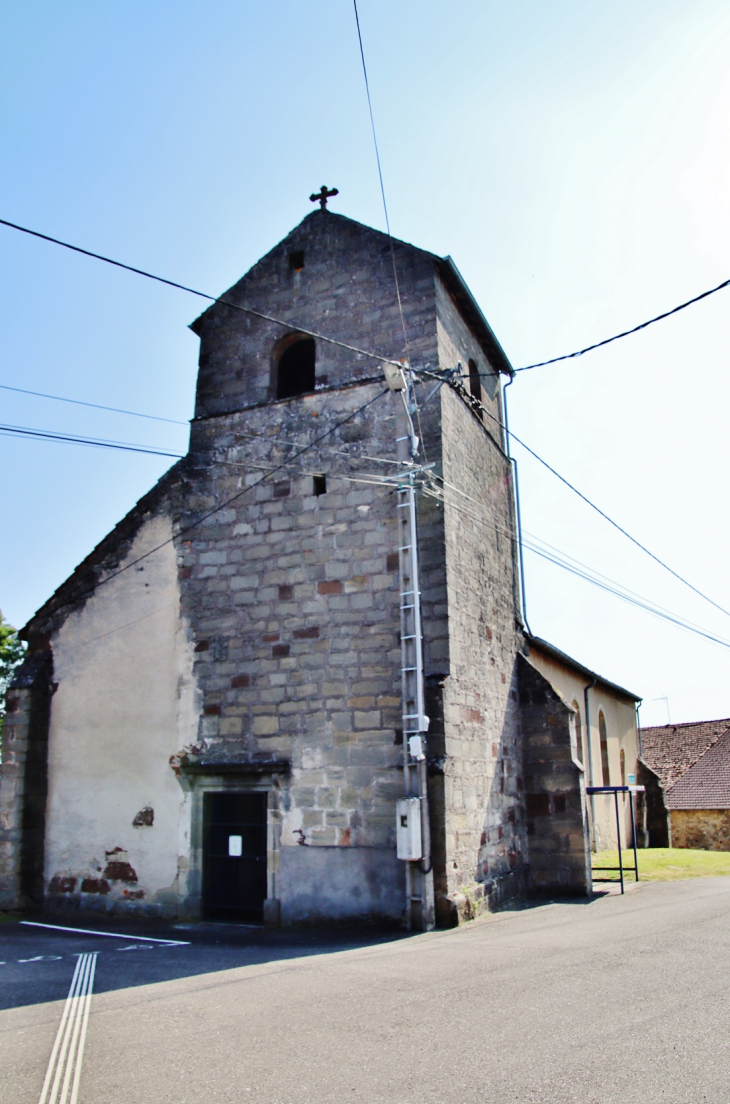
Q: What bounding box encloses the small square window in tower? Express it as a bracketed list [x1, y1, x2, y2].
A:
[276, 335, 316, 400]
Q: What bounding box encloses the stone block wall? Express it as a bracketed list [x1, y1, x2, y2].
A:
[177, 378, 445, 922]
[192, 211, 440, 420]
[670, 809, 730, 851]
[519, 656, 591, 895]
[435, 275, 503, 424]
[435, 381, 527, 921]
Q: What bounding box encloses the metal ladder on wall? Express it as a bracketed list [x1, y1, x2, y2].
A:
[397, 467, 433, 930]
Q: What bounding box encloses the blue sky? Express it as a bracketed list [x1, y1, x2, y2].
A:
[2, 0, 730, 725]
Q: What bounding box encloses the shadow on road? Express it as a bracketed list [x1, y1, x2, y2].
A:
[0, 913, 410, 1012]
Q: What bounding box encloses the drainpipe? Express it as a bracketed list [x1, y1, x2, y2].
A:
[502, 375, 532, 636]
[584, 677, 598, 851]
[633, 699, 644, 847]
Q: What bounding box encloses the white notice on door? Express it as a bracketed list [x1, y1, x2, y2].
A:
[228, 835, 243, 857]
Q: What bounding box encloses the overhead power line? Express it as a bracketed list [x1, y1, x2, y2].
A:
[425, 478, 730, 652]
[352, 0, 410, 363]
[57, 498, 380, 654]
[516, 274, 730, 372]
[524, 545, 730, 651]
[12, 379, 728, 653]
[0, 217, 403, 369]
[37, 387, 391, 615]
[0, 382, 189, 425]
[0, 423, 184, 458]
[4, 215, 728, 384]
[11, 363, 729, 629]
[507, 425, 730, 619]
[6, 213, 728, 626]
[0, 415, 410, 469]
[422, 368, 730, 621]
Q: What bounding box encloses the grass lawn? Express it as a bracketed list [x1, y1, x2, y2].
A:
[592, 847, 730, 882]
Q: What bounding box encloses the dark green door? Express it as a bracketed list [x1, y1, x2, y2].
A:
[202, 792, 267, 923]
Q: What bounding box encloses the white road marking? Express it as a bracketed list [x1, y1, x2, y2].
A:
[117, 944, 155, 951]
[38, 952, 97, 1104]
[21, 920, 189, 945]
[18, 955, 63, 963]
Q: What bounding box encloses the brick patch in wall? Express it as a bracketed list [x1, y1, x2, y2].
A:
[48, 876, 76, 894]
[318, 581, 342, 595]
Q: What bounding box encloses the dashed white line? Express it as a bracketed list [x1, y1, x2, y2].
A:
[38, 952, 97, 1104]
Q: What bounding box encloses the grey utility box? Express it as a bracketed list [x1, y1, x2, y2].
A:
[396, 797, 423, 861]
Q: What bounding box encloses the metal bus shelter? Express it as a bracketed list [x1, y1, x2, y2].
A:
[586, 785, 645, 894]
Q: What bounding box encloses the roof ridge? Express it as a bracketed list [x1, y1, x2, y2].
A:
[641, 717, 730, 732]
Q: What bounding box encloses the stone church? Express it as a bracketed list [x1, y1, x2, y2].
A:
[0, 206, 640, 928]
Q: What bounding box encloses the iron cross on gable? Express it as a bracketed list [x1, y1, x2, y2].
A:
[310, 185, 339, 210]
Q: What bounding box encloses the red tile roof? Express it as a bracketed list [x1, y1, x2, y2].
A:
[667, 728, 730, 810]
[640, 718, 730, 790]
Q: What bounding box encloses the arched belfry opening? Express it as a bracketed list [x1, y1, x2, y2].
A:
[275, 333, 316, 400]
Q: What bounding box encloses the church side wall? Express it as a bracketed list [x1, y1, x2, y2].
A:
[526, 648, 638, 850]
[437, 384, 527, 921]
[43, 515, 197, 918]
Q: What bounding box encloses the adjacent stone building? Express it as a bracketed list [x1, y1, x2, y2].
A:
[641, 718, 730, 850]
[0, 208, 640, 926]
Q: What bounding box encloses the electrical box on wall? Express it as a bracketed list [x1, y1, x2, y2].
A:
[396, 797, 423, 860]
[408, 735, 425, 761]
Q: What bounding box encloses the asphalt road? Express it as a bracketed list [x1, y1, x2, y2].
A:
[2, 878, 729, 1103]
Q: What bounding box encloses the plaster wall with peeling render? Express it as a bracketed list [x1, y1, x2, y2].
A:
[42, 515, 197, 917]
[524, 639, 640, 851]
